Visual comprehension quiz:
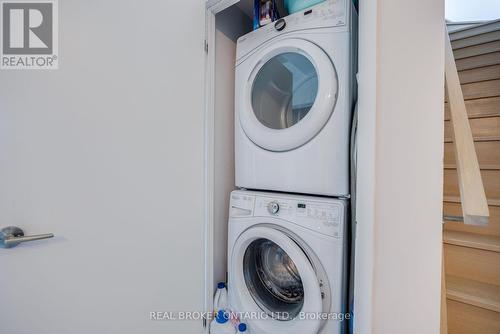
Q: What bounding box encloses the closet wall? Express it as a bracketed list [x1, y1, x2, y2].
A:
[212, 4, 252, 290]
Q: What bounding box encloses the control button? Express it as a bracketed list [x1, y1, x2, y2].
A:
[268, 201, 280, 215]
[274, 18, 286, 31]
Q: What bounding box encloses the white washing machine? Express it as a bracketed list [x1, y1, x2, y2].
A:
[227, 190, 348, 334]
[235, 0, 357, 197]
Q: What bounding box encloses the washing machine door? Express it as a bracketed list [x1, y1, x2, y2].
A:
[239, 38, 338, 152]
[231, 226, 323, 334]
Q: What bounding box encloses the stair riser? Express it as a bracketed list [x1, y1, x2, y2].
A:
[453, 40, 500, 59]
[444, 116, 500, 142]
[444, 141, 500, 169]
[445, 96, 500, 120]
[452, 30, 500, 50]
[455, 51, 500, 71]
[447, 300, 500, 334]
[457, 64, 500, 84]
[444, 169, 500, 199]
[444, 202, 500, 237]
[445, 79, 500, 101]
[444, 244, 500, 286]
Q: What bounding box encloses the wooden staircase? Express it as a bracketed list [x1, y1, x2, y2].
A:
[443, 19, 500, 334]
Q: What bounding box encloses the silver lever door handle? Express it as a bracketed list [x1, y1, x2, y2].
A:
[0, 226, 54, 248]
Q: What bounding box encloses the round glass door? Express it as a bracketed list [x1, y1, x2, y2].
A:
[243, 238, 304, 320]
[230, 226, 323, 333]
[238, 38, 338, 152]
[251, 53, 319, 130]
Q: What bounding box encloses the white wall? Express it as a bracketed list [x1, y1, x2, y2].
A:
[213, 25, 237, 287]
[354, 0, 445, 333]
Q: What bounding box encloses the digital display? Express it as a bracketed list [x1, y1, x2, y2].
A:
[298, 203, 306, 209]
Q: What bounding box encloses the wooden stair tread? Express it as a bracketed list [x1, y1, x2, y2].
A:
[444, 136, 500, 143]
[444, 230, 500, 252]
[446, 275, 500, 312]
[444, 164, 500, 170]
[443, 196, 500, 207]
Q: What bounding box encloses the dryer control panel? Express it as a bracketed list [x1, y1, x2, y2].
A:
[230, 191, 346, 239]
[236, 0, 352, 62]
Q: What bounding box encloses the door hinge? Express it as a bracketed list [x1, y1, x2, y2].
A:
[204, 40, 209, 53]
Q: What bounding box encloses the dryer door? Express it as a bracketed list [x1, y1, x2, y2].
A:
[230, 226, 323, 334]
[239, 38, 338, 152]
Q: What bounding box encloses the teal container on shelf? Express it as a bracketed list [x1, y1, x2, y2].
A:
[284, 0, 326, 14]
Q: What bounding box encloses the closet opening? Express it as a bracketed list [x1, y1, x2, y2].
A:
[204, 1, 358, 333]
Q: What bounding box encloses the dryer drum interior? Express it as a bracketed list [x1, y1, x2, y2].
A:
[251, 52, 319, 130]
[243, 237, 305, 320]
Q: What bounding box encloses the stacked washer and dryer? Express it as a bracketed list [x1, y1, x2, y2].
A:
[227, 1, 357, 333]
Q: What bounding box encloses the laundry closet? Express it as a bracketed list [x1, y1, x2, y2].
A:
[205, 1, 357, 333]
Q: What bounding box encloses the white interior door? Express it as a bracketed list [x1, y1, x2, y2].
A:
[0, 1, 206, 333]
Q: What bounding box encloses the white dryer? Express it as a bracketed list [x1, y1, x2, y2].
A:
[227, 190, 348, 334]
[235, 0, 357, 197]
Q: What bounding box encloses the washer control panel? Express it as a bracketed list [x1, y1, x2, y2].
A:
[229, 192, 255, 217]
[230, 191, 346, 238]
